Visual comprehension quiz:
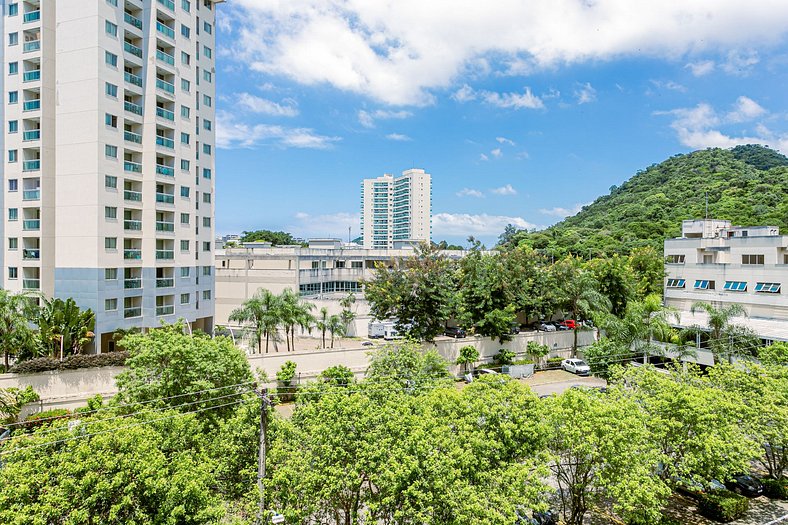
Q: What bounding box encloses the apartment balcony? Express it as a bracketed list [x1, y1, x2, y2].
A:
[124, 249, 142, 260]
[23, 10, 41, 23]
[124, 161, 142, 173]
[156, 278, 174, 288]
[23, 160, 41, 172]
[124, 278, 142, 289]
[124, 190, 142, 202]
[23, 220, 41, 231]
[22, 189, 40, 201]
[23, 130, 40, 141]
[124, 220, 142, 231]
[124, 41, 143, 58]
[156, 21, 175, 39]
[124, 131, 142, 144]
[124, 12, 143, 30]
[155, 221, 174, 232]
[158, 0, 175, 12]
[22, 279, 40, 290]
[124, 307, 142, 319]
[156, 78, 175, 94]
[156, 164, 174, 177]
[22, 249, 40, 260]
[124, 101, 143, 116]
[155, 250, 174, 260]
[156, 107, 175, 121]
[23, 70, 40, 82]
[23, 100, 41, 111]
[23, 40, 41, 53]
[156, 305, 174, 316]
[155, 135, 174, 149]
[155, 192, 174, 204]
[124, 71, 143, 87]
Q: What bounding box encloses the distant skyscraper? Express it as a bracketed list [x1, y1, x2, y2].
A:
[360, 168, 431, 249]
[1, 0, 221, 352]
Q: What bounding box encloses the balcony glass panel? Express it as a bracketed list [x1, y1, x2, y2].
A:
[23, 70, 40, 82]
[23, 41, 41, 53]
[23, 279, 41, 290]
[124, 190, 142, 201]
[123, 41, 143, 58]
[156, 193, 175, 204]
[23, 10, 41, 23]
[124, 12, 143, 30]
[124, 131, 142, 144]
[124, 161, 142, 173]
[23, 249, 40, 260]
[156, 21, 175, 39]
[156, 135, 174, 148]
[156, 107, 175, 120]
[23, 100, 41, 111]
[23, 130, 40, 141]
[156, 250, 174, 260]
[156, 221, 174, 232]
[22, 189, 40, 200]
[124, 220, 142, 231]
[124, 71, 143, 87]
[23, 220, 41, 230]
[156, 278, 174, 288]
[23, 160, 41, 171]
[156, 78, 175, 93]
[156, 165, 174, 177]
[124, 278, 142, 289]
[156, 305, 174, 316]
[124, 307, 142, 318]
[124, 101, 143, 115]
[158, 0, 176, 11]
[124, 249, 142, 260]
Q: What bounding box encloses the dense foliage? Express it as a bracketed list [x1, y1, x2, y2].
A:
[504, 145, 788, 256]
[239, 229, 302, 245]
[9, 352, 129, 374]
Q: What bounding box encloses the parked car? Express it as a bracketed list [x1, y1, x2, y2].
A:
[510, 322, 521, 334]
[463, 368, 498, 383]
[725, 474, 764, 497]
[444, 326, 467, 338]
[561, 358, 591, 376]
[536, 322, 556, 332]
[559, 320, 577, 330]
[515, 510, 558, 525]
[675, 477, 725, 499]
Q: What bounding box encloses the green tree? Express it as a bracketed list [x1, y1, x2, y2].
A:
[36, 297, 95, 358]
[229, 288, 282, 353]
[319, 365, 355, 387]
[599, 294, 678, 363]
[759, 341, 788, 365]
[339, 292, 357, 336]
[456, 345, 480, 374]
[586, 255, 636, 317]
[628, 246, 665, 298]
[456, 251, 517, 342]
[327, 314, 345, 348]
[278, 289, 315, 352]
[690, 301, 752, 362]
[365, 340, 452, 395]
[364, 243, 457, 342]
[0, 290, 39, 371]
[0, 385, 39, 424]
[240, 229, 300, 245]
[315, 306, 329, 349]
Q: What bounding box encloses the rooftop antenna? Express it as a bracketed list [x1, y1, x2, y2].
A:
[348, 226, 351, 244]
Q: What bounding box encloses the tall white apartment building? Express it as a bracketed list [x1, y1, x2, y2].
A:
[2, 0, 220, 352]
[360, 168, 431, 249]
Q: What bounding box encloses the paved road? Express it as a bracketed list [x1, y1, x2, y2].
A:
[522, 369, 607, 396]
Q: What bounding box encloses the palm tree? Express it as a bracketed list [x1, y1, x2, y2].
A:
[37, 297, 95, 358]
[278, 289, 315, 352]
[339, 293, 357, 336]
[0, 290, 38, 371]
[690, 301, 748, 363]
[316, 307, 329, 349]
[631, 294, 679, 363]
[328, 314, 345, 348]
[228, 289, 281, 353]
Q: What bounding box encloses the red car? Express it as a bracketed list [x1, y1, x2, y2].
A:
[559, 320, 577, 330]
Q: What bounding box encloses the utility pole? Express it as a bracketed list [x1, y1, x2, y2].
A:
[255, 388, 273, 525]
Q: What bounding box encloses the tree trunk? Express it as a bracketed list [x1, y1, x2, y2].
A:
[573, 328, 578, 358]
[322, 329, 326, 349]
[265, 332, 269, 354]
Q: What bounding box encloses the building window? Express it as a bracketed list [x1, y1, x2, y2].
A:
[180, 239, 190, 251]
[105, 237, 117, 250]
[181, 267, 190, 278]
[693, 280, 715, 290]
[203, 21, 212, 34]
[8, 209, 18, 221]
[204, 46, 212, 59]
[203, 94, 212, 107]
[9, 33, 18, 46]
[180, 159, 190, 171]
[8, 120, 18, 133]
[181, 105, 190, 119]
[106, 0, 118, 6]
[203, 241, 210, 251]
[105, 175, 117, 188]
[180, 186, 190, 198]
[723, 281, 747, 292]
[105, 113, 118, 128]
[105, 51, 118, 67]
[754, 282, 781, 293]
[8, 179, 18, 192]
[181, 132, 190, 144]
[203, 70, 212, 83]
[203, 119, 212, 131]
[202, 289, 211, 300]
[181, 24, 191, 38]
[105, 298, 118, 311]
[8, 238, 18, 250]
[201, 266, 211, 276]
[105, 20, 118, 37]
[105, 206, 117, 219]
[180, 293, 190, 304]
[203, 192, 211, 203]
[9, 91, 18, 104]
[9, 61, 18, 75]
[350, 261, 363, 269]
[105, 268, 118, 280]
[181, 79, 190, 92]
[203, 168, 211, 179]
[666, 278, 685, 288]
[8, 4, 18, 16]
[105, 145, 118, 158]
[106, 82, 118, 97]
[202, 217, 211, 227]
[182, 0, 191, 12]
[8, 267, 18, 280]
[8, 150, 17, 163]
[180, 213, 190, 224]
[742, 254, 764, 265]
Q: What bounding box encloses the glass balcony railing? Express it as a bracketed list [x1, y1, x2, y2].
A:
[124, 249, 142, 260]
[156, 305, 174, 316]
[124, 307, 142, 319]
[156, 135, 174, 148]
[156, 164, 174, 177]
[156, 278, 174, 288]
[23, 100, 41, 111]
[23, 219, 41, 230]
[124, 190, 142, 201]
[155, 250, 174, 260]
[123, 41, 143, 58]
[124, 278, 142, 289]
[22, 189, 40, 200]
[156, 21, 175, 39]
[156, 107, 175, 120]
[23, 70, 40, 82]
[156, 78, 175, 94]
[23, 40, 41, 53]
[158, 0, 175, 12]
[124, 71, 143, 87]
[23, 279, 41, 290]
[23, 130, 40, 141]
[155, 221, 174, 232]
[124, 161, 142, 173]
[23, 10, 41, 23]
[124, 130, 142, 144]
[124, 12, 143, 30]
[124, 101, 143, 115]
[124, 220, 142, 231]
[23, 160, 41, 171]
[23, 249, 40, 260]
[156, 49, 175, 66]
[156, 193, 175, 204]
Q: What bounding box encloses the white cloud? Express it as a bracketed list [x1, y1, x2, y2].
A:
[722, 49, 760, 76]
[357, 109, 413, 128]
[479, 153, 489, 161]
[290, 212, 359, 239]
[496, 136, 515, 146]
[236, 92, 299, 117]
[491, 184, 517, 195]
[226, 1, 788, 105]
[539, 203, 586, 217]
[726, 96, 766, 123]
[574, 82, 597, 104]
[385, 133, 412, 141]
[490, 148, 503, 158]
[456, 188, 484, 198]
[482, 87, 545, 110]
[650, 79, 687, 92]
[432, 213, 537, 236]
[216, 111, 341, 149]
[685, 60, 716, 76]
[452, 84, 476, 102]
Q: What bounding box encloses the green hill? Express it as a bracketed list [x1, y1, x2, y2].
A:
[506, 145, 788, 256]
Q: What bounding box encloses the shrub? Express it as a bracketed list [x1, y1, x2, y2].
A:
[9, 357, 60, 374]
[697, 489, 749, 523]
[492, 348, 515, 366]
[276, 361, 298, 403]
[544, 357, 563, 369]
[762, 478, 788, 500]
[10, 352, 128, 374]
[23, 408, 71, 430]
[319, 365, 354, 387]
[526, 340, 550, 359]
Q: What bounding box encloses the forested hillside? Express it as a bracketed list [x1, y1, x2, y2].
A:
[506, 145, 788, 256]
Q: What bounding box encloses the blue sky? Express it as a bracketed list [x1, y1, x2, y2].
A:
[213, 1, 788, 247]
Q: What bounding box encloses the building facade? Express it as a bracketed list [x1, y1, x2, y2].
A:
[664, 219, 788, 342]
[360, 168, 431, 249]
[2, 0, 219, 352]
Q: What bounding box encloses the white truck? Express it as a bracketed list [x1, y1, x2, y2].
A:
[368, 320, 402, 340]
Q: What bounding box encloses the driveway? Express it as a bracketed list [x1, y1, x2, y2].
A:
[522, 369, 607, 397]
[663, 494, 788, 525]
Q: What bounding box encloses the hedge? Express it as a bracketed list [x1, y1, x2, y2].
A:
[763, 478, 788, 500]
[697, 489, 749, 523]
[23, 408, 72, 430]
[9, 352, 128, 374]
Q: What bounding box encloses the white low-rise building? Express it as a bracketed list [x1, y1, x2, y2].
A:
[664, 219, 788, 342]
